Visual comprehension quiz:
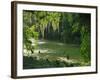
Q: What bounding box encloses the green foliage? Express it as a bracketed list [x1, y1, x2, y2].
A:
[23, 10, 91, 63]
[69, 13, 91, 62]
[23, 56, 82, 69]
[23, 25, 39, 53]
[80, 26, 91, 62]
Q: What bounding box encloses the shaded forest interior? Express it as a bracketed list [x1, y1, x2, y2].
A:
[23, 10, 91, 69]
